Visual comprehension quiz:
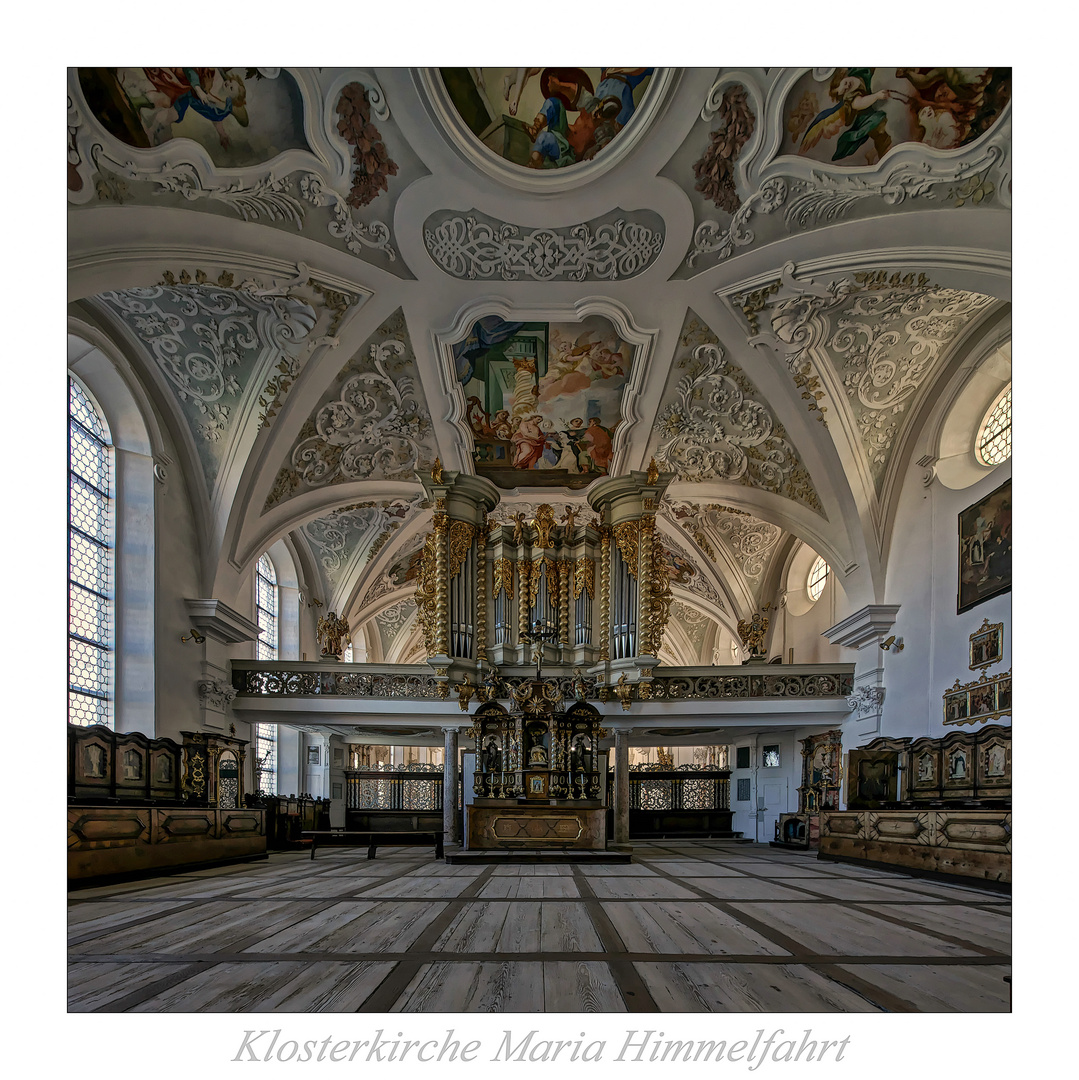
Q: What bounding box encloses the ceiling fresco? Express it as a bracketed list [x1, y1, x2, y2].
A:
[439, 67, 655, 171]
[458, 315, 632, 489]
[781, 68, 1012, 164]
[68, 66, 1011, 635]
[78, 68, 308, 167]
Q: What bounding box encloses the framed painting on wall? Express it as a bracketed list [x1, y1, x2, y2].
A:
[969, 619, 1004, 670]
[958, 478, 1011, 613]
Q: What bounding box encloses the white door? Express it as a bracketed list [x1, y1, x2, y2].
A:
[761, 779, 789, 843]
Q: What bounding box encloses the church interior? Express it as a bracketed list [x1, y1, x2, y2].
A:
[60, 62, 1016, 1026]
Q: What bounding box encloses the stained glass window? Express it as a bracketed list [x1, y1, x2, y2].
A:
[69, 378, 113, 727]
[807, 555, 829, 602]
[977, 385, 1012, 466]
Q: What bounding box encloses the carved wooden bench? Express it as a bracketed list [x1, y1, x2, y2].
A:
[301, 830, 444, 861]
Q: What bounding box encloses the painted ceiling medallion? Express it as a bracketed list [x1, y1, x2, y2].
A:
[458, 315, 631, 490]
[423, 68, 673, 191]
[782, 67, 1011, 165]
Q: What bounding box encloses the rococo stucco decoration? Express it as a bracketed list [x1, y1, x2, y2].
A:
[302, 497, 421, 592]
[99, 281, 319, 487]
[848, 685, 886, 716]
[423, 208, 664, 281]
[69, 69, 402, 265]
[731, 267, 998, 491]
[653, 313, 823, 515]
[266, 309, 437, 509]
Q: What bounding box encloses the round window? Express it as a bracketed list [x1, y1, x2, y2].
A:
[976, 384, 1011, 466]
[807, 555, 829, 602]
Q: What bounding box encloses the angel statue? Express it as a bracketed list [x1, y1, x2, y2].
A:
[737, 611, 769, 659]
[317, 611, 351, 660]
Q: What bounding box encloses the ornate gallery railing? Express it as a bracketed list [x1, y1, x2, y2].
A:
[232, 662, 855, 703]
[607, 767, 732, 811]
[345, 768, 444, 811]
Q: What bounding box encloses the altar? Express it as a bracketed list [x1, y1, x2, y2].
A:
[465, 695, 608, 851]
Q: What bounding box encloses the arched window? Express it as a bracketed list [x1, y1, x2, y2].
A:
[976, 384, 1012, 466]
[806, 555, 830, 602]
[69, 377, 114, 727]
[255, 554, 278, 793]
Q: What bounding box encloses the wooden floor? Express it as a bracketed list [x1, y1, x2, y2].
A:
[68, 841, 1010, 1013]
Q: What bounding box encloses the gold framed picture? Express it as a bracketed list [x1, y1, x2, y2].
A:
[969, 618, 1004, 670]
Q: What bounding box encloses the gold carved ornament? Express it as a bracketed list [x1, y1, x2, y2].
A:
[573, 556, 595, 600]
[447, 521, 476, 578]
[737, 612, 769, 653]
[646, 458, 659, 484]
[493, 559, 515, 600]
[533, 504, 556, 548]
[613, 520, 640, 577]
[431, 457, 444, 483]
[414, 532, 439, 655]
[649, 540, 673, 652]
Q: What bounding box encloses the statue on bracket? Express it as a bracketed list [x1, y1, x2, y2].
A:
[316, 611, 351, 660]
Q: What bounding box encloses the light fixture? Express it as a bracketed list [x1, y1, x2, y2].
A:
[181, 628, 206, 644]
[880, 635, 904, 653]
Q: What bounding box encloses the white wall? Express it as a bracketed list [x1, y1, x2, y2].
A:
[875, 460, 1011, 744]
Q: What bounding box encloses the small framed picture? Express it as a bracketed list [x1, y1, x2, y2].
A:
[996, 675, 1011, 713]
[307, 746, 320, 765]
[332, 748, 344, 767]
[525, 772, 548, 800]
[944, 689, 969, 725]
[736, 778, 751, 802]
[969, 620, 1004, 670]
[736, 746, 751, 770]
[968, 682, 996, 720]
[331, 782, 343, 800]
[762, 745, 780, 768]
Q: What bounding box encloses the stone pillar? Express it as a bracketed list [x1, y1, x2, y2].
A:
[612, 726, 632, 848]
[443, 725, 462, 847]
[598, 526, 611, 661]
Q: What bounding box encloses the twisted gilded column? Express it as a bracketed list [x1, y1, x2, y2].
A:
[518, 561, 531, 640]
[638, 512, 654, 656]
[433, 502, 449, 657]
[598, 526, 611, 661]
[476, 517, 488, 662]
[558, 560, 572, 647]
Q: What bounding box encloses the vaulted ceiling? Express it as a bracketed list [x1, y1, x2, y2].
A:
[68, 67, 1012, 664]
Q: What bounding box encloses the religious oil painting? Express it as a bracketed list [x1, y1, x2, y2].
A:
[781, 68, 1011, 166]
[77, 67, 309, 169]
[969, 619, 1003, 670]
[457, 315, 630, 489]
[958, 479, 1011, 613]
[440, 67, 654, 170]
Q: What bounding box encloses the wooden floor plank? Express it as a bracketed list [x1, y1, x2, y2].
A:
[829, 962, 1011, 1012]
[543, 961, 626, 1012]
[634, 962, 883, 1013]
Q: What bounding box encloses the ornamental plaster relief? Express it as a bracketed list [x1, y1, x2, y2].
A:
[302, 496, 422, 592]
[423, 208, 664, 281]
[98, 279, 323, 488]
[728, 266, 998, 492]
[265, 309, 437, 509]
[651, 313, 823, 515]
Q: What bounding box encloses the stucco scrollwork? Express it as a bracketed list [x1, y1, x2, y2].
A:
[847, 685, 886, 715]
[654, 341, 822, 515]
[198, 678, 237, 712]
[423, 209, 664, 281]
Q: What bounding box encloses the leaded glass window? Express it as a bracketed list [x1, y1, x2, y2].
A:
[255, 555, 278, 793]
[69, 378, 113, 728]
[807, 555, 829, 602]
[977, 385, 1012, 466]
